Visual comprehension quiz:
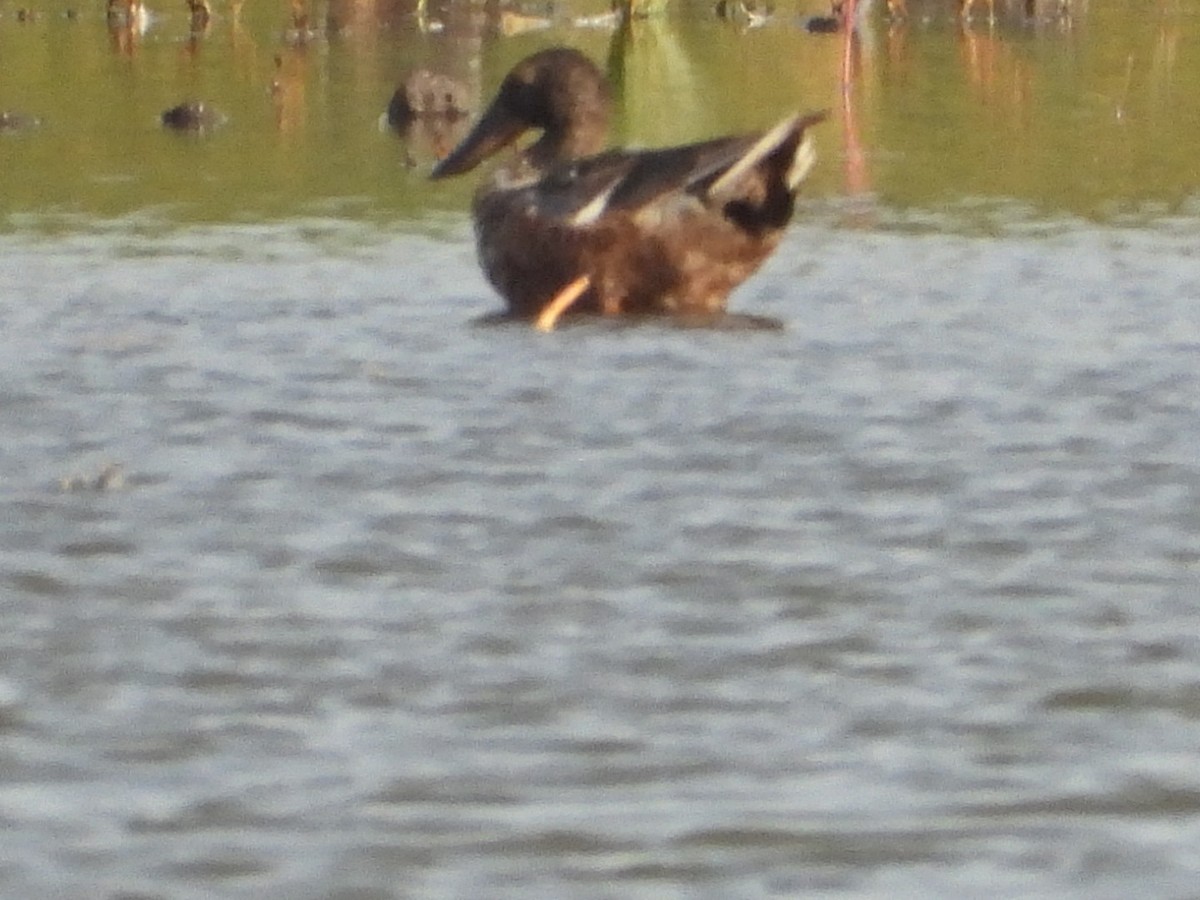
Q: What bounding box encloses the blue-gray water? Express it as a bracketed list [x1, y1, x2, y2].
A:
[3, 214, 1199, 898]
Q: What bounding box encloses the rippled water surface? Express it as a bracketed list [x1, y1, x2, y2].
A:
[3, 215, 1200, 898]
[5, 0, 1200, 895]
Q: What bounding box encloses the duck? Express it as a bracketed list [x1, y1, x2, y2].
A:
[429, 47, 825, 329]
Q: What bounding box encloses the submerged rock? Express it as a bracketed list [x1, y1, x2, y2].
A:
[804, 14, 842, 32]
[160, 101, 226, 133]
[385, 70, 472, 167]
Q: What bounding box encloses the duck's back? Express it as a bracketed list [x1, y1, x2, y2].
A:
[473, 111, 824, 319]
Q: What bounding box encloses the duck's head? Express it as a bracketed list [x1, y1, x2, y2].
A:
[430, 47, 611, 180]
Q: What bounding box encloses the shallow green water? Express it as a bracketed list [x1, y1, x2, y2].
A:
[1, 0, 1197, 230]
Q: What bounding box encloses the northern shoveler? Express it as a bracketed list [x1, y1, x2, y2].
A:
[430, 47, 825, 328]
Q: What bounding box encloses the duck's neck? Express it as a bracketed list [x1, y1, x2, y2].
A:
[526, 117, 608, 170]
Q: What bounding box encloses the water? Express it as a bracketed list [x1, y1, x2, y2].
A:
[3, 216, 1199, 898]
[4, 1, 1200, 897]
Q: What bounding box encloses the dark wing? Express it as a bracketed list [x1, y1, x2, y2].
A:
[529, 134, 760, 225]
[593, 134, 765, 212]
[529, 111, 826, 227]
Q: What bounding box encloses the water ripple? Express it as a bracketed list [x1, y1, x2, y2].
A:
[2, 224, 1200, 898]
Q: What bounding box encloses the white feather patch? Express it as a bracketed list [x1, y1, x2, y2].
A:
[786, 132, 817, 190]
[569, 178, 621, 227]
[707, 114, 810, 201]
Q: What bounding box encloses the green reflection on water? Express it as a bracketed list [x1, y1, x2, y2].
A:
[0, 0, 1197, 233]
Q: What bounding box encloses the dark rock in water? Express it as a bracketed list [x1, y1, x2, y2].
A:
[385, 71, 472, 165]
[0, 111, 41, 133]
[805, 14, 842, 31]
[386, 70, 470, 128]
[161, 101, 226, 133]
